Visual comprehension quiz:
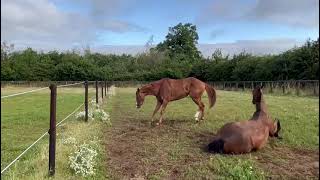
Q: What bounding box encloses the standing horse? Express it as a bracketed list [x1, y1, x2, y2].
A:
[136, 77, 217, 125]
[207, 85, 281, 154]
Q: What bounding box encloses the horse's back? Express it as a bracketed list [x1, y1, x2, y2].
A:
[218, 120, 267, 153]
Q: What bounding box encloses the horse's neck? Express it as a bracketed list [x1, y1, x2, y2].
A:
[256, 101, 268, 113]
[143, 86, 157, 96]
[251, 100, 268, 120]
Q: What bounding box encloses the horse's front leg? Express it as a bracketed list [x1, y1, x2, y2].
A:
[151, 100, 162, 122]
[157, 101, 168, 126]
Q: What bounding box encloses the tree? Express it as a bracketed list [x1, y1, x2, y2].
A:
[155, 23, 201, 62]
[1, 41, 14, 61]
[210, 49, 229, 63]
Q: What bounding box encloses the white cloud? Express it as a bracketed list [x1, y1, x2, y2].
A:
[196, 0, 319, 29]
[93, 38, 305, 56]
[1, 0, 147, 49]
[248, 0, 319, 29]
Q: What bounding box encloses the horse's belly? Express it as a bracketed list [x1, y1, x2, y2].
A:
[170, 93, 188, 101]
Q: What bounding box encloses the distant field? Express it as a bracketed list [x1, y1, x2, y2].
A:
[104, 87, 319, 179]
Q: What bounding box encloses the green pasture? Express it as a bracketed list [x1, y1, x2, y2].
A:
[1, 86, 318, 179]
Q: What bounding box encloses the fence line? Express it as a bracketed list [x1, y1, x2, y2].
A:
[56, 82, 84, 88]
[1, 87, 48, 99]
[56, 95, 95, 127]
[1, 81, 101, 175]
[1, 81, 87, 99]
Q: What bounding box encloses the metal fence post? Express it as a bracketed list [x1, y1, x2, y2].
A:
[49, 84, 57, 176]
[85, 81, 88, 122]
[96, 81, 98, 104]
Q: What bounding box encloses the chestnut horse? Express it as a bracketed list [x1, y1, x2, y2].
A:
[136, 77, 217, 125]
[207, 85, 281, 154]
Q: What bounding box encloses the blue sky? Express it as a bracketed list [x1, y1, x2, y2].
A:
[1, 0, 319, 55]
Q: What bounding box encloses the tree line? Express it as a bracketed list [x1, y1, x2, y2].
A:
[1, 23, 319, 81]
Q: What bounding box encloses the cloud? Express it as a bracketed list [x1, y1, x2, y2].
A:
[248, 0, 319, 28]
[1, 0, 147, 49]
[210, 29, 225, 39]
[92, 38, 305, 57]
[97, 20, 148, 33]
[199, 38, 304, 57]
[196, 0, 319, 29]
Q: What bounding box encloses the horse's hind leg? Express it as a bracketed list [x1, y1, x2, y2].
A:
[191, 97, 205, 121]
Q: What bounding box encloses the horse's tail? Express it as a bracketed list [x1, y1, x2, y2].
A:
[208, 139, 225, 153]
[205, 83, 216, 108]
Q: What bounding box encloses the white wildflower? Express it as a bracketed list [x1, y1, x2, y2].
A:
[62, 137, 77, 145]
[69, 143, 98, 177]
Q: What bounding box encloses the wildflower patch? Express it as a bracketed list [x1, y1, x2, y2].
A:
[75, 101, 112, 126]
[69, 143, 98, 177]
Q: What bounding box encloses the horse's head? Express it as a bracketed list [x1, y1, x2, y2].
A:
[136, 88, 145, 108]
[252, 85, 263, 104]
[270, 118, 282, 138]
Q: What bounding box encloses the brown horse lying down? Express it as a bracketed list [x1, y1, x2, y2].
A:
[136, 77, 217, 125]
[208, 85, 281, 154]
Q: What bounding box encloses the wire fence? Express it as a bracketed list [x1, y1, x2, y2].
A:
[1, 81, 110, 176]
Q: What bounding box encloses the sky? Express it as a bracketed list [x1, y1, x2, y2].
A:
[1, 0, 319, 56]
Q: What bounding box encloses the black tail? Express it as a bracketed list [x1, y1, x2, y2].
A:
[208, 139, 225, 153]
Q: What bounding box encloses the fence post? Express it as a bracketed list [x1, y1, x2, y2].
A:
[251, 82, 254, 89]
[85, 81, 88, 122]
[296, 81, 300, 96]
[243, 82, 245, 91]
[101, 82, 104, 99]
[314, 82, 318, 95]
[49, 84, 57, 176]
[270, 82, 273, 93]
[95, 81, 98, 104]
[104, 81, 107, 96]
[223, 82, 225, 90]
[282, 82, 285, 94]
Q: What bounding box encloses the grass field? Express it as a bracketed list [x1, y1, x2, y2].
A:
[104, 87, 319, 179]
[1, 86, 111, 179]
[1, 86, 319, 179]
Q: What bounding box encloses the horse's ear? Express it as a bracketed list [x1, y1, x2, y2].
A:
[277, 119, 281, 131]
[137, 88, 140, 92]
[261, 84, 264, 89]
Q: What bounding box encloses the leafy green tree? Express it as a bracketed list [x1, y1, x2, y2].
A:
[155, 23, 201, 62]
